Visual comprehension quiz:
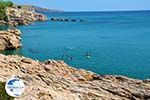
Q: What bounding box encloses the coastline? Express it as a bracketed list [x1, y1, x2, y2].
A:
[0, 6, 47, 51]
[0, 5, 150, 100]
[0, 54, 150, 100]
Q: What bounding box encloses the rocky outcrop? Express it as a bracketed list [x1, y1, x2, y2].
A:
[0, 6, 47, 50]
[0, 29, 21, 50]
[0, 20, 7, 25]
[0, 54, 149, 100]
[50, 18, 85, 22]
[5, 7, 47, 25]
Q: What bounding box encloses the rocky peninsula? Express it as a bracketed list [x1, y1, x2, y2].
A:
[0, 6, 47, 25]
[0, 54, 150, 100]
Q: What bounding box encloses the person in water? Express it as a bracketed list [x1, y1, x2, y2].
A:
[85, 52, 91, 58]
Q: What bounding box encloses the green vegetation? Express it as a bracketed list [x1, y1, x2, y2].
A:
[0, 0, 13, 20]
[0, 82, 14, 100]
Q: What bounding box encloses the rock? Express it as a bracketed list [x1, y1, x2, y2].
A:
[0, 54, 149, 100]
[51, 18, 56, 21]
[0, 29, 22, 50]
[21, 58, 33, 64]
[64, 19, 69, 21]
[50, 17, 84, 22]
[0, 20, 7, 25]
[34, 13, 48, 21]
[5, 7, 48, 25]
[71, 19, 76, 22]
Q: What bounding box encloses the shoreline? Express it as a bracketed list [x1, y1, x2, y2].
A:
[0, 6, 48, 51]
[0, 6, 149, 80]
[0, 54, 150, 99]
[0, 5, 150, 100]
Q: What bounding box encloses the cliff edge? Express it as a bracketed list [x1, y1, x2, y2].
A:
[0, 54, 150, 100]
[0, 6, 48, 50]
[0, 7, 47, 25]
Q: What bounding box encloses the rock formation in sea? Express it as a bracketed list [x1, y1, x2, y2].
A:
[0, 54, 149, 100]
[50, 17, 85, 22]
[0, 29, 21, 50]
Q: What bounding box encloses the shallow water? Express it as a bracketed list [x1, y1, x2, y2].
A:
[1, 11, 150, 79]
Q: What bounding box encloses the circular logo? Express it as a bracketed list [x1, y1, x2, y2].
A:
[5, 78, 25, 97]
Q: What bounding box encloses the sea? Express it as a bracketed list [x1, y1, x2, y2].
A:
[1, 11, 150, 79]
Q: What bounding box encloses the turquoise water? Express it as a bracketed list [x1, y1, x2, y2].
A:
[1, 11, 150, 79]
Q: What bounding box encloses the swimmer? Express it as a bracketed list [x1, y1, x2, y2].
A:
[85, 52, 91, 58]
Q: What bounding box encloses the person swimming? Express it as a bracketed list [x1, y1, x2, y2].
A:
[85, 52, 91, 58]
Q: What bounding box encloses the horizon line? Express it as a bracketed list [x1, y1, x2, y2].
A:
[63, 9, 150, 12]
[17, 4, 150, 12]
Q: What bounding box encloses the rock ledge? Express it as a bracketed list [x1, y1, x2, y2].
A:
[0, 54, 149, 100]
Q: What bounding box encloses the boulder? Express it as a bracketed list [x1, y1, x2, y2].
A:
[34, 13, 48, 21]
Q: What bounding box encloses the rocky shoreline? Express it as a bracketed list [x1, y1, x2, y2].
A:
[0, 5, 150, 100]
[0, 6, 47, 51]
[0, 54, 150, 100]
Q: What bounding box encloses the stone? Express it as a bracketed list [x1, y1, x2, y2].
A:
[0, 54, 149, 100]
[21, 58, 33, 64]
[50, 17, 84, 22]
[5, 7, 48, 25]
[0, 29, 22, 50]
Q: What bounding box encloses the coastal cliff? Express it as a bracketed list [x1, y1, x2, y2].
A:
[0, 5, 47, 50]
[0, 7, 47, 25]
[0, 54, 150, 100]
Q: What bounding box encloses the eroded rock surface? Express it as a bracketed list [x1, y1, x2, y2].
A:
[4, 7, 47, 25]
[0, 54, 149, 100]
[0, 29, 21, 50]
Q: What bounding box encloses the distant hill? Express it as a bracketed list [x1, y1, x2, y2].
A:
[14, 5, 63, 12]
[33, 6, 63, 12]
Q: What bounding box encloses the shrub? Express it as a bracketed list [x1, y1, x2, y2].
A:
[0, 0, 14, 20]
[6, 1, 14, 7]
[0, 82, 14, 100]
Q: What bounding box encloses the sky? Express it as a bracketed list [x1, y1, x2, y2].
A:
[12, 0, 150, 11]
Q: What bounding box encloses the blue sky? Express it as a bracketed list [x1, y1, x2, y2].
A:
[13, 0, 150, 11]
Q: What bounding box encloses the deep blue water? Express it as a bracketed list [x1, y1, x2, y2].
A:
[1, 11, 150, 79]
